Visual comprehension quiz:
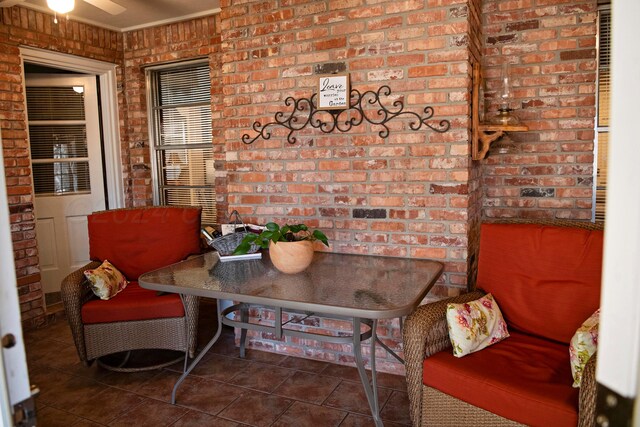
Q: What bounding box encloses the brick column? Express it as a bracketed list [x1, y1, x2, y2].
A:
[219, 0, 480, 374]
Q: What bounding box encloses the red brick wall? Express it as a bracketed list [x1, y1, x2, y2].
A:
[0, 8, 224, 327]
[481, 0, 597, 220]
[1, 2, 599, 370]
[219, 0, 478, 373]
[0, 7, 122, 327]
[122, 16, 226, 218]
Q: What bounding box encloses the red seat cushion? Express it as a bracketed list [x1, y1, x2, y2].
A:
[423, 331, 577, 427]
[476, 223, 604, 344]
[81, 281, 184, 324]
[88, 207, 201, 280]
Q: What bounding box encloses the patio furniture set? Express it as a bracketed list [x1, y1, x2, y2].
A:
[61, 206, 603, 426]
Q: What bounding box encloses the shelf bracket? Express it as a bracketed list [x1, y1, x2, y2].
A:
[471, 62, 528, 160]
[477, 128, 505, 159]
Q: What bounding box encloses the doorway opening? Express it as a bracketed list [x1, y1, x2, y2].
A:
[19, 47, 123, 315]
[25, 67, 107, 310]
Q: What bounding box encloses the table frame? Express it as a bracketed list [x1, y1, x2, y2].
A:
[173, 298, 387, 424]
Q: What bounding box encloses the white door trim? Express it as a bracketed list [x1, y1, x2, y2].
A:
[19, 46, 124, 209]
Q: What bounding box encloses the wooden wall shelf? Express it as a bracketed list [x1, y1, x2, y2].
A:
[471, 63, 529, 160]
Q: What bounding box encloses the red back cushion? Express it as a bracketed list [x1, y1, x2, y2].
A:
[88, 207, 201, 280]
[476, 223, 603, 344]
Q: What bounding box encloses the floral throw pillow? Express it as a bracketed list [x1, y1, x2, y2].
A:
[446, 293, 510, 358]
[84, 260, 129, 300]
[569, 309, 599, 388]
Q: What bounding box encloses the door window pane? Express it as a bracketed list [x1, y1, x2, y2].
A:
[29, 125, 88, 159]
[26, 87, 85, 121]
[32, 162, 91, 195]
[27, 86, 91, 196]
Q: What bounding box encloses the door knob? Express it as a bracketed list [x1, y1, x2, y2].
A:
[2, 333, 16, 349]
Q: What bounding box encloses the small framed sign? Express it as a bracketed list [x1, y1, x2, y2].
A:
[317, 73, 350, 110]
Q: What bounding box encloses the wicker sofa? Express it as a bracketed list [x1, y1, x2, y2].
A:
[404, 221, 604, 427]
[62, 206, 202, 370]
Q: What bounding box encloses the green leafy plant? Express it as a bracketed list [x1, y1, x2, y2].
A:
[233, 222, 329, 255]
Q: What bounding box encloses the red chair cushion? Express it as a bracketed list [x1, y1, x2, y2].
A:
[88, 207, 201, 280]
[81, 281, 184, 324]
[423, 331, 578, 427]
[476, 223, 603, 344]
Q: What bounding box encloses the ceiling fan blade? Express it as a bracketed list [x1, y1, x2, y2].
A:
[0, 0, 26, 7]
[83, 0, 125, 15]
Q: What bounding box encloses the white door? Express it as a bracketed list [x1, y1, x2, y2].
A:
[26, 75, 106, 295]
[598, 0, 639, 424]
[0, 130, 35, 426]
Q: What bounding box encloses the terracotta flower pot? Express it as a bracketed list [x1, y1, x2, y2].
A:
[269, 240, 314, 274]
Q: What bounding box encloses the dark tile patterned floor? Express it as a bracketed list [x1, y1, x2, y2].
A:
[24, 303, 411, 426]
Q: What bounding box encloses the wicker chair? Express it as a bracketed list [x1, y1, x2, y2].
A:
[61, 206, 202, 371]
[403, 220, 603, 427]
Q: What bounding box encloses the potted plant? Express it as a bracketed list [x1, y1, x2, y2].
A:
[233, 223, 329, 274]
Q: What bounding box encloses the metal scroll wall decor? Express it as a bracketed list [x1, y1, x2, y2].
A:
[241, 85, 451, 145]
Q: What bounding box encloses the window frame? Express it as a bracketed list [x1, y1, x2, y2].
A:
[146, 59, 215, 224]
[593, 5, 611, 222]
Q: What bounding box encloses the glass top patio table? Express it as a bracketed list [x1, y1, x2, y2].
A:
[140, 250, 442, 426]
[139, 250, 444, 320]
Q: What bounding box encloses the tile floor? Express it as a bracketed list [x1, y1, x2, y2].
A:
[23, 302, 411, 427]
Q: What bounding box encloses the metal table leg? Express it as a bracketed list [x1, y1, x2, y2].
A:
[375, 317, 405, 364]
[353, 317, 382, 427]
[171, 298, 223, 404]
[217, 303, 386, 424]
[239, 303, 248, 358]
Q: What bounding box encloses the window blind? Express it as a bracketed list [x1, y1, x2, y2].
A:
[27, 86, 91, 195]
[158, 106, 212, 146]
[29, 125, 88, 159]
[150, 63, 216, 224]
[598, 10, 611, 128]
[26, 87, 85, 121]
[158, 67, 211, 106]
[595, 8, 610, 222]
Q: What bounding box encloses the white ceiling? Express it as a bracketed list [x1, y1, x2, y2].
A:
[4, 0, 220, 32]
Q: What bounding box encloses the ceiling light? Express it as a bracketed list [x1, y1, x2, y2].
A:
[47, 0, 74, 15]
